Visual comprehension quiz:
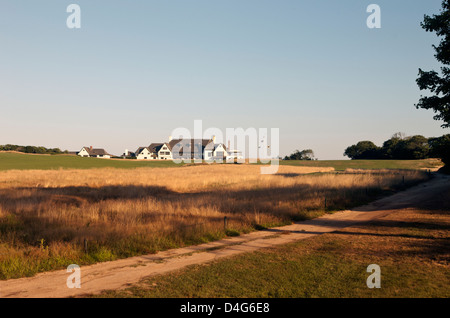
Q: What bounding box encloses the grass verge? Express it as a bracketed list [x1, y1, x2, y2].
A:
[91, 195, 449, 298]
[279, 158, 443, 171]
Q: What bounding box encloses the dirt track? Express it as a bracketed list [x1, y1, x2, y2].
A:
[1, 173, 449, 298]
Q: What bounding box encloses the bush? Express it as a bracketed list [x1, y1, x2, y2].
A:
[0, 144, 67, 155]
[284, 149, 316, 160]
[344, 133, 440, 160]
[344, 141, 381, 160]
[429, 134, 450, 166]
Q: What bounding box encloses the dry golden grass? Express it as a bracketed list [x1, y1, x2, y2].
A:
[0, 164, 430, 279]
[0, 164, 334, 191]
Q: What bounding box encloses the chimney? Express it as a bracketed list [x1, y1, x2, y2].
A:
[125, 149, 129, 156]
[90, 146, 93, 150]
[212, 135, 216, 144]
[169, 136, 173, 142]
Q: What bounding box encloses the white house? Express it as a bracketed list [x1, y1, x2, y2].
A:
[204, 142, 228, 161]
[122, 149, 136, 158]
[135, 137, 229, 161]
[135, 147, 154, 160]
[154, 143, 172, 160]
[78, 146, 111, 159]
[169, 137, 228, 161]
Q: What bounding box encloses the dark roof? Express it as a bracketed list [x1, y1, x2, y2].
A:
[148, 143, 165, 153]
[205, 143, 227, 151]
[168, 139, 216, 158]
[135, 147, 149, 155]
[82, 147, 110, 156]
[168, 139, 213, 149]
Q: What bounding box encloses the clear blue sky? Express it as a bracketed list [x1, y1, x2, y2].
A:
[1, 0, 448, 158]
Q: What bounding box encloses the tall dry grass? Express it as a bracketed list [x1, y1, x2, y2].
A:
[0, 165, 429, 279]
[0, 165, 334, 191]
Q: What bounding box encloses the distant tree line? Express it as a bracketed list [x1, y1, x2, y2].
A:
[284, 149, 316, 160]
[344, 133, 450, 165]
[0, 144, 68, 155]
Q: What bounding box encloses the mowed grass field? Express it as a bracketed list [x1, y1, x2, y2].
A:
[280, 158, 443, 171]
[0, 152, 179, 170]
[0, 151, 444, 171]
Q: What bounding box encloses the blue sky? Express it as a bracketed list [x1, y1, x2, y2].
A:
[0, 0, 448, 158]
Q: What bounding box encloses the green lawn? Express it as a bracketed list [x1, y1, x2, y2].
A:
[0, 152, 180, 170]
[0, 152, 443, 171]
[279, 159, 443, 171]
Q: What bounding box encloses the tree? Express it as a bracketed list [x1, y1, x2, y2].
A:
[428, 134, 450, 165]
[0, 144, 67, 155]
[345, 136, 430, 160]
[395, 135, 430, 159]
[416, 0, 450, 128]
[381, 132, 406, 159]
[284, 149, 316, 160]
[344, 141, 381, 160]
[301, 149, 315, 160]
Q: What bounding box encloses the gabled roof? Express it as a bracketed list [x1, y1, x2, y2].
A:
[168, 139, 216, 157]
[168, 139, 213, 150]
[205, 143, 227, 151]
[82, 147, 110, 156]
[148, 143, 165, 153]
[135, 147, 149, 155]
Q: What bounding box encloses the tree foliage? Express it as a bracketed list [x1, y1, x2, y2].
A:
[381, 135, 430, 159]
[0, 144, 68, 155]
[428, 134, 450, 165]
[284, 149, 316, 160]
[416, 0, 450, 128]
[344, 133, 444, 160]
[344, 141, 381, 160]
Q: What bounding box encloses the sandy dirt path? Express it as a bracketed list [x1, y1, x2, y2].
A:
[1, 173, 449, 298]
